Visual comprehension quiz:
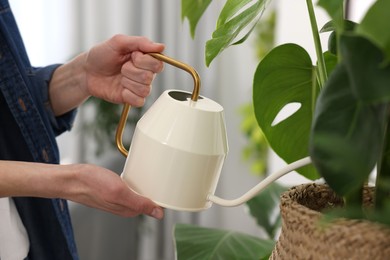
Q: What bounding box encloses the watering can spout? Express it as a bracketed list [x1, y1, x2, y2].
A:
[208, 157, 312, 207]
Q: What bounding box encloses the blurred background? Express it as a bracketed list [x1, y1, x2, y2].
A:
[9, 0, 374, 259]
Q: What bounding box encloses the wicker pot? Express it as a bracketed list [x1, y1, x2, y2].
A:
[270, 183, 390, 259]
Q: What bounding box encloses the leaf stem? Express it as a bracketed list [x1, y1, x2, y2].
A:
[306, 0, 327, 88]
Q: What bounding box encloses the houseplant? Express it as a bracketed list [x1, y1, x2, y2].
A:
[175, 0, 390, 258]
[254, 0, 390, 223]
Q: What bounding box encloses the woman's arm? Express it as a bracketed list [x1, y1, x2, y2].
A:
[11, 35, 166, 219]
[48, 35, 164, 116]
[0, 160, 164, 219]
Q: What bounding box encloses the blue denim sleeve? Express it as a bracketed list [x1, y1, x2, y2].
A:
[31, 65, 77, 136]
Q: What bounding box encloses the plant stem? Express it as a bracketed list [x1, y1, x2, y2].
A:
[306, 0, 327, 88]
[376, 108, 390, 210]
[311, 68, 317, 115]
[344, 186, 363, 211]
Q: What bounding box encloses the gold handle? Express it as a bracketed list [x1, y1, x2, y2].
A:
[115, 53, 201, 157]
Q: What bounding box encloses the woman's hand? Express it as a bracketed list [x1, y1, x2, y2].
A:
[83, 35, 165, 106]
[49, 35, 165, 116]
[65, 164, 164, 219]
[0, 161, 164, 219]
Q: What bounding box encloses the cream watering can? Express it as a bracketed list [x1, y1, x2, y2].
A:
[116, 53, 311, 212]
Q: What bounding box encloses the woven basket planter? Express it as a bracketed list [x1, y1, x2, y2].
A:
[270, 183, 390, 259]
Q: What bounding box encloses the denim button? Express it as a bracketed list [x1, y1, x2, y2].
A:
[18, 97, 27, 111]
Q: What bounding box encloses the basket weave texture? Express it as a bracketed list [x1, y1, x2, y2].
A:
[270, 183, 390, 260]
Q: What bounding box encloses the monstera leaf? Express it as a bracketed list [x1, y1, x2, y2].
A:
[182, 0, 269, 66]
[205, 0, 268, 66]
[174, 224, 274, 260]
[253, 43, 320, 180]
[181, 0, 212, 38]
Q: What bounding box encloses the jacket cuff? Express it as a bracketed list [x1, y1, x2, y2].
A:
[34, 65, 77, 136]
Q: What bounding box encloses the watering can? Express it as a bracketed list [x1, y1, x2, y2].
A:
[116, 53, 311, 212]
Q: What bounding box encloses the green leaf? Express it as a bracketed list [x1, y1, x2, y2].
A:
[253, 43, 319, 179]
[310, 40, 389, 196]
[323, 51, 338, 75]
[231, 15, 261, 46]
[340, 35, 390, 103]
[217, 0, 253, 27]
[205, 0, 268, 66]
[181, 0, 212, 38]
[246, 182, 286, 238]
[356, 0, 390, 62]
[323, 20, 357, 55]
[320, 20, 336, 33]
[320, 20, 356, 33]
[174, 224, 275, 260]
[317, 0, 344, 33]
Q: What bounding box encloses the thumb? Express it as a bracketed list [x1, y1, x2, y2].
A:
[130, 192, 165, 219]
[149, 206, 165, 219]
[140, 198, 165, 219]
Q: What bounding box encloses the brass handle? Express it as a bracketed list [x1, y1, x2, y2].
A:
[115, 53, 201, 157]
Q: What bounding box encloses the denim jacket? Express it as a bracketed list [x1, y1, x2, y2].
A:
[0, 0, 78, 259]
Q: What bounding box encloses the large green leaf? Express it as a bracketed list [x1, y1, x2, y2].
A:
[356, 0, 390, 62]
[174, 224, 275, 260]
[253, 43, 319, 179]
[205, 0, 268, 66]
[181, 0, 212, 38]
[310, 35, 390, 197]
[246, 182, 285, 238]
